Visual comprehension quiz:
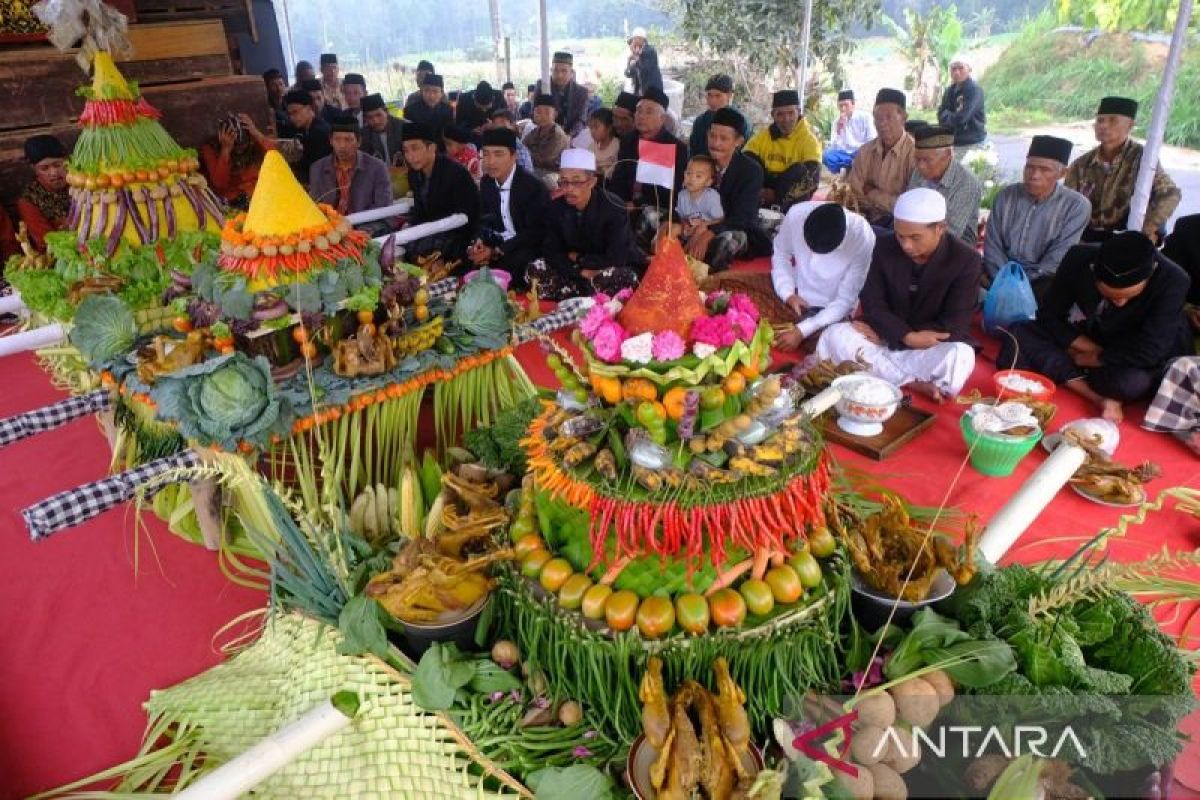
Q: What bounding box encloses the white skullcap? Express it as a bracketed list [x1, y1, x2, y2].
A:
[559, 148, 596, 172]
[949, 53, 971, 68]
[893, 188, 947, 224]
[629, 26, 647, 41]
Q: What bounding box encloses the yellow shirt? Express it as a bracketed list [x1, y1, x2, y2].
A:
[743, 123, 823, 177]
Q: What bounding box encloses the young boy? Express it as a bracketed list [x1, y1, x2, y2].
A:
[444, 125, 482, 184]
[673, 154, 724, 244]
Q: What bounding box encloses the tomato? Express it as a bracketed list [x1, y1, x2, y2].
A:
[213, 336, 235, 349]
[709, 588, 747, 628]
[675, 593, 710, 634]
[539, 558, 574, 593]
[414, 305, 430, 322]
[736, 360, 761, 380]
[513, 533, 544, 560]
[808, 526, 838, 558]
[635, 595, 676, 639]
[605, 590, 639, 631]
[520, 549, 552, 579]
[635, 401, 667, 429]
[581, 584, 613, 619]
[356, 309, 375, 325]
[558, 573, 593, 610]
[700, 386, 726, 411]
[788, 551, 823, 589]
[739, 578, 775, 616]
[292, 326, 309, 344]
[218, 344, 236, 355]
[764, 565, 804, 604]
[173, 316, 193, 333]
[300, 342, 319, 361]
[662, 386, 690, 422]
[723, 372, 747, 396]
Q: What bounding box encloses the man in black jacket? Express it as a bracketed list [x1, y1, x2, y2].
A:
[537, 52, 590, 137]
[999, 231, 1193, 423]
[456, 81, 504, 139]
[403, 73, 454, 147]
[609, 87, 688, 241]
[937, 56, 987, 148]
[405, 60, 435, 107]
[281, 89, 332, 185]
[467, 127, 549, 287]
[360, 93, 405, 166]
[699, 107, 771, 270]
[624, 27, 663, 97]
[529, 149, 644, 299]
[402, 122, 480, 262]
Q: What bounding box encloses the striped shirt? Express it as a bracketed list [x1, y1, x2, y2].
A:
[983, 183, 1091, 281]
[907, 157, 983, 245]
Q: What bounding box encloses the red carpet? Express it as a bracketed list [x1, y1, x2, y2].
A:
[0, 275, 1197, 797]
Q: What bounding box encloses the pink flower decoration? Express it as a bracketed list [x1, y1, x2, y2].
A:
[691, 314, 737, 348]
[728, 293, 760, 323]
[580, 303, 613, 339]
[651, 330, 686, 361]
[591, 320, 627, 362]
[614, 288, 634, 302]
[727, 309, 758, 342]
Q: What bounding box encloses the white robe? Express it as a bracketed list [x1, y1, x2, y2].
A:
[816, 322, 976, 396]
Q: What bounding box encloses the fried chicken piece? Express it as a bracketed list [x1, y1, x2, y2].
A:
[713, 657, 750, 758]
[640, 656, 672, 751]
[694, 686, 737, 799]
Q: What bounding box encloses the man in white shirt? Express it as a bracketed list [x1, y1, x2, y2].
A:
[822, 90, 876, 175]
[772, 201, 876, 351]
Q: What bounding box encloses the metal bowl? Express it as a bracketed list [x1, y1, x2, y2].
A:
[850, 569, 956, 630]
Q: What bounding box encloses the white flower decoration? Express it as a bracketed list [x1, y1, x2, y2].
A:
[620, 332, 655, 364]
[692, 342, 717, 359]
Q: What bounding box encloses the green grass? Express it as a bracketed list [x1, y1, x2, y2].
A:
[980, 13, 1200, 148]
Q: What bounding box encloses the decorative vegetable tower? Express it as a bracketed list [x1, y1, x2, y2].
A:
[67, 52, 223, 255]
[499, 237, 849, 741]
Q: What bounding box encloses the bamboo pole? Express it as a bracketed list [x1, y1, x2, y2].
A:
[796, 0, 815, 104]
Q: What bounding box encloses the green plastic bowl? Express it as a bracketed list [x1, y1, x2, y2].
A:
[960, 413, 1043, 477]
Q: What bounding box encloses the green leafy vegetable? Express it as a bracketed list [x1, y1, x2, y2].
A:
[337, 595, 389, 659]
[884, 608, 1016, 689]
[411, 643, 477, 711]
[468, 660, 522, 694]
[451, 267, 513, 349]
[463, 398, 540, 475]
[70, 294, 137, 366]
[526, 764, 615, 800]
[7, 268, 73, 320]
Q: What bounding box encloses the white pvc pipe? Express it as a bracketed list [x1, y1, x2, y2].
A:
[978, 443, 1088, 563]
[796, 0, 815, 107]
[1127, 0, 1193, 232]
[800, 386, 841, 418]
[0, 292, 27, 316]
[0, 324, 67, 358]
[173, 696, 357, 800]
[371, 213, 468, 247]
[345, 198, 413, 226]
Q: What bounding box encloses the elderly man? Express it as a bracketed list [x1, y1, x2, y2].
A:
[999, 232, 1192, 423]
[610, 87, 688, 223]
[308, 116, 391, 227]
[538, 52, 590, 137]
[612, 91, 638, 139]
[405, 60, 435, 107]
[403, 73, 454, 147]
[360, 94, 406, 166]
[342, 73, 367, 126]
[1065, 97, 1181, 243]
[457, 81, 503, 138]
[848, 89, 917, 227]
[937, 55, 986, 148]
[744, 90, 822, 210]
[907, 125, 982, 245]
[523, 95, 571, 180]
[467, 127, 549, 283]
[530, 149, 643, 299]
[816, 188, 980, 400]
[690, 107, 772, 271]
[318, 54, 344, 110]
[402, 122, 480, 261]
[263, 68, 288, 133]
[689, 74, 751, 158]
[1143, 357, 1200, 457]
[625, 27, 663, 96]
[823, 90, 876, 175]
[16, 135, 70, 251]
[983, 135, 1090, 299]
[280, 89, 332, 184]
[772, 202, 876, 351]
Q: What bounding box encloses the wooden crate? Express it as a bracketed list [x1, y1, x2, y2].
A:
[0, 20, 232, 133]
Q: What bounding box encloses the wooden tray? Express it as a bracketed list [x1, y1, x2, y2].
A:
[821, 403, 936, 460]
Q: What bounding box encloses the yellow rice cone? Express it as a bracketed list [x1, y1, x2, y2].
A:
[243, 150, 329, 237]
[91, 51, 135, 101]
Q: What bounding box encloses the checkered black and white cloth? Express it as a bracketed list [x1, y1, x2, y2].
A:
[23, 449, 201, 542]
[1143, 356, 1200, 433]
[515, 297, 588, 344]
[0, 390, 112, 448]
[427, 276, 457, 302]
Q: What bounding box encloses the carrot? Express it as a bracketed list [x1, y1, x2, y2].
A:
[751, 547, 772, 580]
[705, 557, 754, 597]
[599, 554, 633, 586]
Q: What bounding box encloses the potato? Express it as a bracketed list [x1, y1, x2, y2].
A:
[885, 739, 921, 774]
[850, 725, 888, 766]
[868, 762, 908, 800]
[923, 669, 955, 707]
[835, 763, 875, 800]
[855, 692, 896, 729]
[890, 677, 940, 728]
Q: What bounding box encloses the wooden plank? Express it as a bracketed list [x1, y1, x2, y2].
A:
[125, 20, 227, 60]
[821, 403, 937, 461]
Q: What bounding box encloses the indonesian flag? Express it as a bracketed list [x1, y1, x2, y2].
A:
[636, 139, 676, 189]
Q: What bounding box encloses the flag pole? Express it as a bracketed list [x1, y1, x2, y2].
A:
[667, 162, 676, 243]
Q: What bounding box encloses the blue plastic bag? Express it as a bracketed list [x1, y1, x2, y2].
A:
[983, 261, 1038, 334]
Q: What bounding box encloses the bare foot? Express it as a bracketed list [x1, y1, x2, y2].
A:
[909, 381, 947, 403]
[1099, 398, 1124, 423]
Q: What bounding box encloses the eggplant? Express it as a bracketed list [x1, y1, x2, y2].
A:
[142, 187, 159, 242]
[380, 234, 396, 274]
[91, 194, 109, 241]
[200, 188, 225, 223]
[123, 190, 150, 244]
[104, 196, 127, 255]
[77, 196, 92, 247]
[251, 295, 290, 322]
[66, 195, 81, 230]
[179, 181, 205, 229]
[164, 193, 177, 237]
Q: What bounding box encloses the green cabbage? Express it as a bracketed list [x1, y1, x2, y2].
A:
[151, 352, 291, 451]
[451, 268, 512, 348]
[70, 294, 137, 367]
